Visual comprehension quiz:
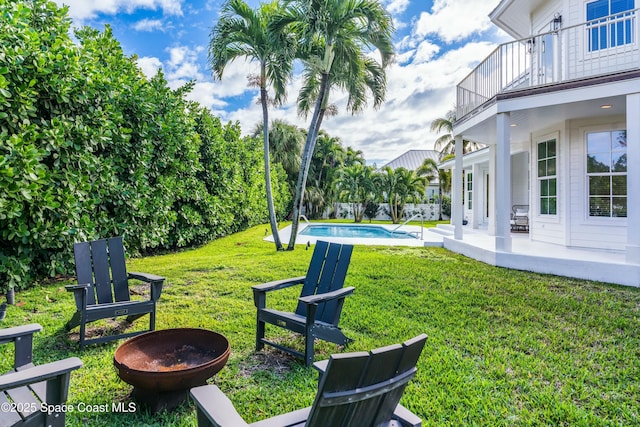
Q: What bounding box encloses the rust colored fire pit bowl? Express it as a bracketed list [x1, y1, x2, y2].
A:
[114, 328, 230, 412]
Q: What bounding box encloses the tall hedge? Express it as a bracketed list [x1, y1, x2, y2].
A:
[0, 0, 290, 292]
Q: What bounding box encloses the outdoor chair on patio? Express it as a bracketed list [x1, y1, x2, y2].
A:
[65, 236, 165, 348]
[253, 240, 354, 366]
[510, 205, 529, 232]
[0, 324, 83, 427]
[191, 333, 427, 427]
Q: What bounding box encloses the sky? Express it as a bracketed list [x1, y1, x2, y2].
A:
[53, 0, 509, 166]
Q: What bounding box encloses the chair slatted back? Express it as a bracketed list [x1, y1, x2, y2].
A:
[74, 236, 130, 306]
[295, 241, 353, 324]
[307, 334, 427, 427]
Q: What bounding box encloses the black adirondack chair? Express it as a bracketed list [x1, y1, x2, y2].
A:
[190, 334, 428, 427]
[0, 324, 83, 427]
[253, 240, 354, 366]
[65, 236, 165, 348]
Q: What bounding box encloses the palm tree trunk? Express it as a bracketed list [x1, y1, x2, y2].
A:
[438, 185, 443, 221]
[261, 84, 283, 251]
[287, 72, 329, 250]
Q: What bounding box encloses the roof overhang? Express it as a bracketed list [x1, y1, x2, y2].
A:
[439, 147, 491, 170]
[489, 0, 547, 39]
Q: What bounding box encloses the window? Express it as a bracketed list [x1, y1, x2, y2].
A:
[538, 139, 557, 215]
[587, 0, 635, 52]
[466, 172, 473, 210]
[587, 130, 627, 217]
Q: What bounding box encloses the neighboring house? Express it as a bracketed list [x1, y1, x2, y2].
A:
[380, 149, 442, 201]
[441, 0, 640, 286]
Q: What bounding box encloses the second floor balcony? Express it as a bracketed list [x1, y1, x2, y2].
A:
[457, 8, 640, 121]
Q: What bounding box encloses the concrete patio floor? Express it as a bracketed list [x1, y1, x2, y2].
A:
[438, 225, 640, 287]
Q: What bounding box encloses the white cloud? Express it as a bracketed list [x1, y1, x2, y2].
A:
[413, 40, 440, 64]
[210, 58, 262, 98]
[386, 0, 410, 15]
[137, 56, 164, 78]
[54, 0, 183, 21]
[186, 82, 229, 109]
[137, 44, 266, 113]
[414, 0, 494, 43]
[133, 18, 165, 32]
[165, 45, 206, 81]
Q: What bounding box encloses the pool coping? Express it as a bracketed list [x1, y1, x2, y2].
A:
[265, 223, 444, 247]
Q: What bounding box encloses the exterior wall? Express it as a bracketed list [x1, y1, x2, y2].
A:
[527, 115, 628, 250]
[565, 1, 640, 80]
[511, 151, 530, 206]
[567, 116, 628, 249]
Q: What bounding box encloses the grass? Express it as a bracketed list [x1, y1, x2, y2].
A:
[1, 224, 639, 426]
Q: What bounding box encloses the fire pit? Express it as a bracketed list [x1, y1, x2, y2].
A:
[113, 328, 230, 411]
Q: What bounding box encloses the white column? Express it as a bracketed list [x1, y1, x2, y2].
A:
[496, 113, 512, 252]
[626, 93, 640, 263]
[453, 136, 464, 240]
[488, 145, 496, 235]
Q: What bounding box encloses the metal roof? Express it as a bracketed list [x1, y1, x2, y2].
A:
[381, 150, 440, 171]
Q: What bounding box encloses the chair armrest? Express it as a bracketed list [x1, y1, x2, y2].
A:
[128, 272, 165, 301]
[253, 277, 306, 309]
[0, 323, 42, 369]
[128, 272, 165, 283]
[0, 357, 83, 391]
[299, 286, 354, 305]
[190, 385, 250, 427]
[252, 276, 306, 293]
[393, 404, 422, 427]
[65, 283, 90, 292]
[0, 324, 42, 344]
[312, 359, 329, 374]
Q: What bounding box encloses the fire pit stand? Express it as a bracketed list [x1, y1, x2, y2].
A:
[113, 328, 230, 412]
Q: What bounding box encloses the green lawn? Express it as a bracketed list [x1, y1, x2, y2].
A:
[1, 224, 639, 426]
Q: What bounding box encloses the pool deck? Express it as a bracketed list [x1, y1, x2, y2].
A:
[265, 223, 444, 247]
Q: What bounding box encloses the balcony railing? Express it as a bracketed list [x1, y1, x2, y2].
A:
[457, 8, 640, 121]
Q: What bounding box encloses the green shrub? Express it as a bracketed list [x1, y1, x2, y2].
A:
[0, 1, 290, 292]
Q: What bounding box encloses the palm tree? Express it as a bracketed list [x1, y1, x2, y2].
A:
[417, 157, 445, 220]
[253, 119, 305, 196]
[378, 167, 427, 223]
[335, 164, 376, 222]
[312, 132, 345, 218]
[431, 108, 482, 157]
[343, 147, 365, 167]
[209, 0, 294, 251]
[276, 0, 395, 249]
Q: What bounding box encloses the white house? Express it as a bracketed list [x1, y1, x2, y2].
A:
[441, 0, 640, 286]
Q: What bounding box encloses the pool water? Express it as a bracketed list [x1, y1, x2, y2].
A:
[299, 224, 418, 239]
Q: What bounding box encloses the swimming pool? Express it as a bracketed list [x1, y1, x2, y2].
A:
[299, 224, 418, 239]
[266, 222, 444, 247]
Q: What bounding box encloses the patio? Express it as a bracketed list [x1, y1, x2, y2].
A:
[436, 224, 640, 287]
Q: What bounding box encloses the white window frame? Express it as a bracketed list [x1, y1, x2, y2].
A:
[580, 123, 628, 224]
[536, 137, 558, 216]
[585, 0, 636, 52]
[585, 128, 627, 219]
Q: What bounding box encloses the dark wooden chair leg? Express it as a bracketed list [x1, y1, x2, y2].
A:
[256, 317, 265, 351]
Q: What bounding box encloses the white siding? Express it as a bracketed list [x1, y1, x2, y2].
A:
[511, 151, 530, 206]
